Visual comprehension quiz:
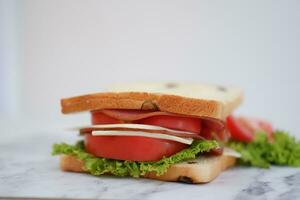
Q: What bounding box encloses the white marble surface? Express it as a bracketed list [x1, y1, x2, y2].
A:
[0, 118, 299, 200]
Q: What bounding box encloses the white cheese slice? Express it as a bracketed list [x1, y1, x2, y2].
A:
[91, 130, 194, 145]
[223, 147, 241, 158]
[73, 123, 196, 135]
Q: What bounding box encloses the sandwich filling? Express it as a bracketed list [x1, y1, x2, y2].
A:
[53, 109, 233, 177]
[85, 109, 227, 161]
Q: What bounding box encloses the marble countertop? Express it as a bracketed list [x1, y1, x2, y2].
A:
[0, 118, 299, 200]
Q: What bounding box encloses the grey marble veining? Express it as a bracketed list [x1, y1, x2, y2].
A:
[0, 121, 299, 200]
[233, 167, 300, 200]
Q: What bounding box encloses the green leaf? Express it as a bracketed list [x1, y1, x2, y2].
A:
[52, 140, 218, 177]
[227, 130, 300, 168]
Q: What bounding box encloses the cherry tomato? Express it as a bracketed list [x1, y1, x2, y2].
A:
[226, 115, 273, 142]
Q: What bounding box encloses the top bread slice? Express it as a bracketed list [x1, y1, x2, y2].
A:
[61, 82, 243, 120]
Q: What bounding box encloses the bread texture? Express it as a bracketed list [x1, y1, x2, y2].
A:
[59, 154, 236, 183]
[61, 82, 243, 120]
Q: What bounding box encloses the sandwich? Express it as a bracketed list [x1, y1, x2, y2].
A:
[52, 82, 300, 183]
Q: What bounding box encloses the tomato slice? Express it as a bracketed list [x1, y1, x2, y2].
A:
[136, 115, 202, 134]
[89, 111, 201, 161]
[226, 115, 273, 142]
[85, 134, 187, 161]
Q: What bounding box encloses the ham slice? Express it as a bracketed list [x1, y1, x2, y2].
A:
[96, 109, 225, 134]
[99, 109, 182, 121]
[79, 124, 205, 140]
[88, 109, 229, 142]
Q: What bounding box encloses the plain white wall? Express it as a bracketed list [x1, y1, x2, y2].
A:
[22, 0, 300, 135]
[0, 0, 20, 116]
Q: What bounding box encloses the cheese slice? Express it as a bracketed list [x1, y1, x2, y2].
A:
[92, 130, 194, 145]
[72, 123, 196, 135]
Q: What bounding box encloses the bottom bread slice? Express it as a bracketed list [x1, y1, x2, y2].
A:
[60, 154, 236, 183]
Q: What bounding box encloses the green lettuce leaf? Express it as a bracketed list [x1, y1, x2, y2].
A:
[52, 140, 218, 177]
[227, 130, 300, 168]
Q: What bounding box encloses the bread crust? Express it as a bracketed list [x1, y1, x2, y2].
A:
[61, 92, 238, 120]
[59, 154, 236, 183]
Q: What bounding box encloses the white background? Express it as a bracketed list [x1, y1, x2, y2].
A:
[1, 0, 300, 135]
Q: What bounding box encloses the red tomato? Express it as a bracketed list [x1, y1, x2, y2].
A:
[200, 128, 213, 140]
[85, 134, 187, 161]
[137, 115, 202, 134]
[226, 115, 273, 142]
[89, 111, 197, 161]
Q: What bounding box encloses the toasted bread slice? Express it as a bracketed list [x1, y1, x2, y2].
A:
[61, 82, 243, 120]
[60, 154, 236, 183]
